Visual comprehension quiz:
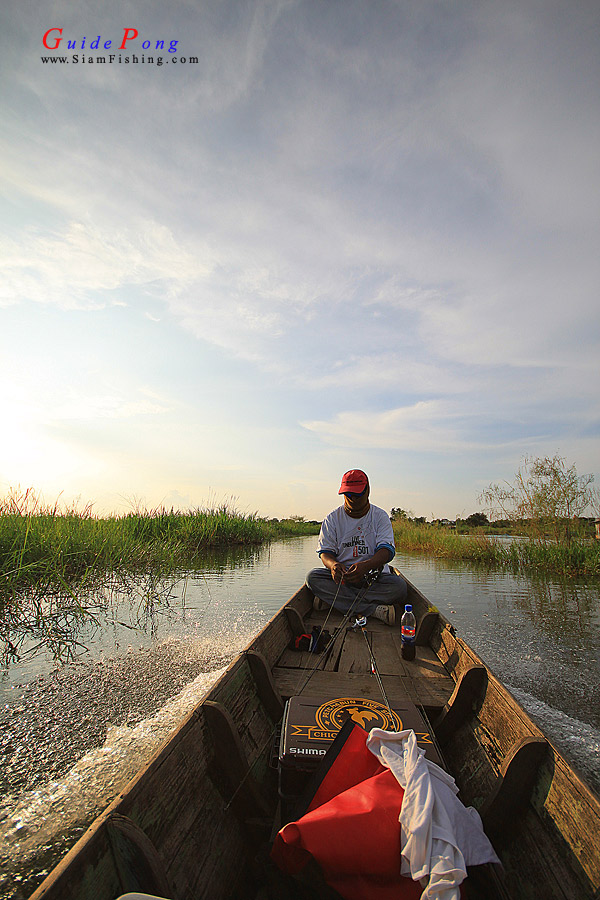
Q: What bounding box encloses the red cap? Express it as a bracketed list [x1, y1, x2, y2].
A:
[338, 470, 368, 494]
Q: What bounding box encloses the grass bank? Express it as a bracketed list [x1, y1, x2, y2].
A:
[0, 490, 319, 608]
[393, 521, 600, 577]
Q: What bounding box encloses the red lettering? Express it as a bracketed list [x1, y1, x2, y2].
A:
[119, 27, 138, 50]
[43, 27, 63, 49]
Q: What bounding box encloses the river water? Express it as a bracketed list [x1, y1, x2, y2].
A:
[1, 535, 599, 898]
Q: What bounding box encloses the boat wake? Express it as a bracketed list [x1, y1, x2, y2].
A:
[509, 684, 600, 795]
[0, 635, 238, 899]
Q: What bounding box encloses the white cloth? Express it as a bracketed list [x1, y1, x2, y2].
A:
[366, 729, 500, 900]
[317, 505, 395, 573]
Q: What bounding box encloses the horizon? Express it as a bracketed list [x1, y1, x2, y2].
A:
[2, 1, 599, 523]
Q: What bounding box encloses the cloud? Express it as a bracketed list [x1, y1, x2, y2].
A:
[0, 219, 212, 309]
[0, 0, 598, 515]
[302, 401, 470, 452]
[51, 391, 170, 421]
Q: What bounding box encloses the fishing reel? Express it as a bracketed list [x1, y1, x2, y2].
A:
[364, 567, 383, 585]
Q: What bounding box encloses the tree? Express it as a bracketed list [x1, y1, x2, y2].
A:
[479, 455, 595, 545]
[390, 508, 411, 521]
[465, 512, 489, 528]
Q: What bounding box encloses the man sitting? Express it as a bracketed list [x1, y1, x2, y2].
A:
[306, 469, 407, 626]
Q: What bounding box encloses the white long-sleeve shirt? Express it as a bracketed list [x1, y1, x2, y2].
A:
[366, 728, 500, 900]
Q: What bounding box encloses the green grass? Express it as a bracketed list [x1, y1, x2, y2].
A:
[393, 520, 600, 577]
[0, 489, 319, 609]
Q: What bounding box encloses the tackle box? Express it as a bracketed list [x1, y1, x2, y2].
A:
[278, 693, 443, 819]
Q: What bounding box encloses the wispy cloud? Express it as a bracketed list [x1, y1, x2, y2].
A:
[0, 219, 212, 308]
[0, 0, 598, 514]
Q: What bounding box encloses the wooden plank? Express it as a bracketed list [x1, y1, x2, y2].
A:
[287, 583, 314, 618]
[480, 737, 549, 837]
[105, 814, 173, 898]
[337, 628, 373, 674]
[432, 629, 600, 895]
[29, 827, 121, 900]
[251, 609, 295, 667]
[203, 701, 271, 819]
[245, 649, 285, 722]
[170, 802, 251, 900]
[29, 710, 238, 900]
[323, 625, 346, 671]
[211, 659, 275, 757]
[415, 610, 440, 645]
[434, 665, 488, 746]
[123, 716, 229, 867]
[273, 667, 453, 707]
[369, 630, 404, 674]
[284, 605, 306, 637]
[277, 647, 318, 669]
[486, 808, 591, 900]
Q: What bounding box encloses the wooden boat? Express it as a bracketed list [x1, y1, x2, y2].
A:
[29, 576, 600, 900]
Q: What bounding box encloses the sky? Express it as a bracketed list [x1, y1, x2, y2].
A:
[1, 0, 599, 521]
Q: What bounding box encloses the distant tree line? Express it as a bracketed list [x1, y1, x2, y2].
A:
[391, 455, 599, 542]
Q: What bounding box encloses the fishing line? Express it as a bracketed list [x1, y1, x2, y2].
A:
[222, 576, 380, 813]
[357, 624, 395, 724]
[186, 572, 215, 631]
[222, 725, 278, 812]
[296, 571, 380, 696]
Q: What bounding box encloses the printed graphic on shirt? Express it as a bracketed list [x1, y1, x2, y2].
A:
[341, 534, 369, 557]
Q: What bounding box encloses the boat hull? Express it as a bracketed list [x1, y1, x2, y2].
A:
[28, 579, 600, 900]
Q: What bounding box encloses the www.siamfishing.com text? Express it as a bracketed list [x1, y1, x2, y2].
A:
[41, 54, 198, 65]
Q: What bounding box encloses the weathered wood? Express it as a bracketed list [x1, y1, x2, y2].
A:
[273, 667, 452, 708]
[202, 699, 272, 821]
[337, 627, 373, 674]
[251, 609, 295, 667]
[323, 625, 347, 671]
[480, 737, 549, 837]
[27, 826, 120, 900]
[28, 578, 600, 900]
[433, 628, 600, 895]
[433, 665, 488, 746]
[106, 813, 173, 898]
[277, 646, 320, 670]
[121, 711, 248, 878]
[287, 583, 315, 618]
[245, 649, 285, 722]
[416, 610, 440, 646]
[369, 630, 405, 674]
[210, 656, 277, 775]
[284, 605, 307, 637]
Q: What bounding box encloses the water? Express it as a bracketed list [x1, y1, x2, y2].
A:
[1, 536, 599, 898]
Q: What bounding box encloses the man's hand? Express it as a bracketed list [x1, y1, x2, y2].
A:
[330, 561, 348, 584]
[343, 560, 371, 584]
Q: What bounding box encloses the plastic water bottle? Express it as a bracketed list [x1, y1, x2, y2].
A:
[401, 604, 416, 660]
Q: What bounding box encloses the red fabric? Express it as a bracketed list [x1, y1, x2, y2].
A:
[306, 719, 386, 812]
[272, 724, 423, 900]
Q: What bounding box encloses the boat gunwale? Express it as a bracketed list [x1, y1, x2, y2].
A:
[28, 579, 600, 900]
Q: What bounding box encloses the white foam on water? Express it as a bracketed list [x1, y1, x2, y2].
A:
[510, 684, 600, 793]
[0, 665, 226, 865]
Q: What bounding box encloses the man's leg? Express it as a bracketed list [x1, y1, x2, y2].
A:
[306, 568, 371, 615]
[367, 572, 407, 607]
[306, 568, 406, 616]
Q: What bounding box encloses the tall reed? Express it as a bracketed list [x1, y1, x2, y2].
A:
[0, 490, 319, 609]
[393, 520, 600, 576]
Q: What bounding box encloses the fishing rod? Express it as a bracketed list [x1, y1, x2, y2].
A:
[353, 618, 395, 724]
[296, 568, 382, 696]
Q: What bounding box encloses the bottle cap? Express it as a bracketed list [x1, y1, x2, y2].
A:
[405, 604, 412, 612]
